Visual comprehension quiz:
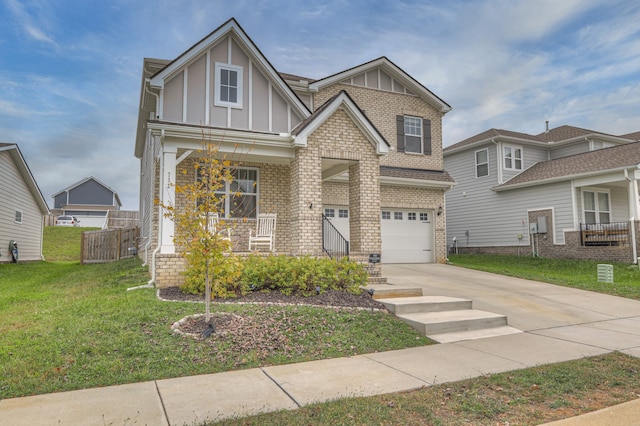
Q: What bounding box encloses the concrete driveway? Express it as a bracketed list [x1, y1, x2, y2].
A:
[382, 263, 640, 358]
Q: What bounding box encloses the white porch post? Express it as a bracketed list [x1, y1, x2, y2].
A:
[161, 146, 178, 254]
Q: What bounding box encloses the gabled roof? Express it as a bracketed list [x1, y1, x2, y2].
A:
[445, 125, 637, 154]
[445, 128, 544, 153]
[621, 131, 640, 141]
[0, 143, 49, 214]
[52, 176, 122, 207]
[309, 56, 451, 114]
[292, 90, 390, 155]
[536, 125, 629, 144]
[494, 141, 640, 191]
[148, 18, 310, 120]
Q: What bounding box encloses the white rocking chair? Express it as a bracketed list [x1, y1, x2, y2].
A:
[248, 213, 277, 252]
[203, 213, 232, 242]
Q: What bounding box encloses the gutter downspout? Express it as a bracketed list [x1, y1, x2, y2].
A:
[129, 129, 164, 291]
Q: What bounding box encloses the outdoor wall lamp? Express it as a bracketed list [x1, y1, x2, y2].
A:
[437, 206, 443, 216]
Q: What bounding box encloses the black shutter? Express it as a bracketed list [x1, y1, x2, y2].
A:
[422, 118, 432, 155]
[396, 115, 405, 153]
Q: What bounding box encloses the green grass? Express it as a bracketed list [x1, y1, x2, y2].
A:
[0, 258, 429, 400]
[42, 226, 99, 262]
[448, 254, 640, 300]
[211, 352, 640, 425]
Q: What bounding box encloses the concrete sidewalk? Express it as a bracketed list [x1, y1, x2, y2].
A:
[2, 264, 640, 425]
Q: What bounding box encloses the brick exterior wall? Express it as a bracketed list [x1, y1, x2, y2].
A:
[314, 83, 444, 170]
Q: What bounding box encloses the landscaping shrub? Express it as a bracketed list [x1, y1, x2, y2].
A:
[180, 255, 368, 298]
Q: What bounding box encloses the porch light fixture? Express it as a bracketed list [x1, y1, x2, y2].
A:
[437, 206, 443, 216]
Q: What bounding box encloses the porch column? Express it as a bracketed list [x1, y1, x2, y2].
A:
[348, 160, 381, 254]
[289, 148, 323, 255]
[631, 171, 640, 219]
[160, 146, 177, 254]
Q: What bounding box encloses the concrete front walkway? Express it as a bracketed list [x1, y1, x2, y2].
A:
[1, 264, 639, 425]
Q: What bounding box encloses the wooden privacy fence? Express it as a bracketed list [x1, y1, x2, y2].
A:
[81, 227, 140, 264]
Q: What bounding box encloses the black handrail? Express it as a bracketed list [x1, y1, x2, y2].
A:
[322, 214, 349, 259]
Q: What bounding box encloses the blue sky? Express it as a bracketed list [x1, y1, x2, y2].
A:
[1, 0, 639, 210]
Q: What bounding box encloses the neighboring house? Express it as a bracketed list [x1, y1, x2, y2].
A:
[444, 125, 640, 263]
[134, 18, 454, 287]
[0, 143, 49, 262]
[51, 177, 122, 228]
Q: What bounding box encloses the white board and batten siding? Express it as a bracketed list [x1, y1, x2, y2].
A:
[161, 34, 303, 134]
[0, 150, 45, 262]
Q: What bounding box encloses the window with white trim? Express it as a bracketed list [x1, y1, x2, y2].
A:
[503, 145, 522, 170]
[201, 167, 256, 218]
[404, 116, 422, 154]
[419, 212, 429, 221]
[475, 148, 489, 177]
[214, 63, 243, 108]
[324, 209, 335, 218]
[15, 210, 23, 224]
[408, 212, 416, 221]
[583, 189, 610, 224]
[394, 212, 403, 220]
[381, 211, 391, 220]
[338, 209, 348, 218]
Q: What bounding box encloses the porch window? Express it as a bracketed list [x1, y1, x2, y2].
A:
[207, 167, 257, 219]
[583, 190, 610, 224]
[503, 145, 522, 170]
[475, 148, 489, 177]
[214, 63, 243, 108]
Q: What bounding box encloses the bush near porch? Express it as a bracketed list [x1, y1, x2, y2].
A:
[180, 255, 369, 298]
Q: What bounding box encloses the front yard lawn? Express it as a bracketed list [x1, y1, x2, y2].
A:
[448, 254, 640, 300]
[0, 259, 430, 399]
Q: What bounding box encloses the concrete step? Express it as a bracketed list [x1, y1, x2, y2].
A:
[398, 309, 508, 336]
[367, 277, 388, 285]
[362, 284, 423, 299]
[376, 296, 472, 315]
[427, 326, 522, 344]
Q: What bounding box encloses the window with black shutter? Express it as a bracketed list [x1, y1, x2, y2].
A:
[396, 115, 432, 155]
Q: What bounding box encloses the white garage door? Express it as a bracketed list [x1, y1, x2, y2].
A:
[323, 206, 350, 240]
[381, 209, 434, 263]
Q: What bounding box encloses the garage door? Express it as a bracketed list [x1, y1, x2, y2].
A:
[381, 209, 434, 263]
[323, 206, 350, 240]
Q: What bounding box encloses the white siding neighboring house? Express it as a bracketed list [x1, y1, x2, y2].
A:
[51, 177, 122, 228]
[444, 125, 640, 263]
[0, 143, 49, 262]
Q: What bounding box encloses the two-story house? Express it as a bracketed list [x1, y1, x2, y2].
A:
[51, 177, 122, 228]
[134, 18, 454, 287]
[444, 125, 640, 263]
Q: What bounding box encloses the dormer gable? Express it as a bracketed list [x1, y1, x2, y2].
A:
[292, 90, 390, 155]
[148, 18, 310, 133]
[309, 57, 451, 114]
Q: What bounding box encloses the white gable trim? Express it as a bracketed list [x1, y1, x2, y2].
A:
[149, 18, 309, 120]
[309, 57, 451, 114]
[293, 92, 389, 155]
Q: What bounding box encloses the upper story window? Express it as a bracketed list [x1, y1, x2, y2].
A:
[396, 115, 432, 155]
[503, 145, 522, 170]
[475, 148, 489, 177]
[215, 63, 243, 108]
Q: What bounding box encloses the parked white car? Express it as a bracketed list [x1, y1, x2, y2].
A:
[56, 215, 80, 227]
